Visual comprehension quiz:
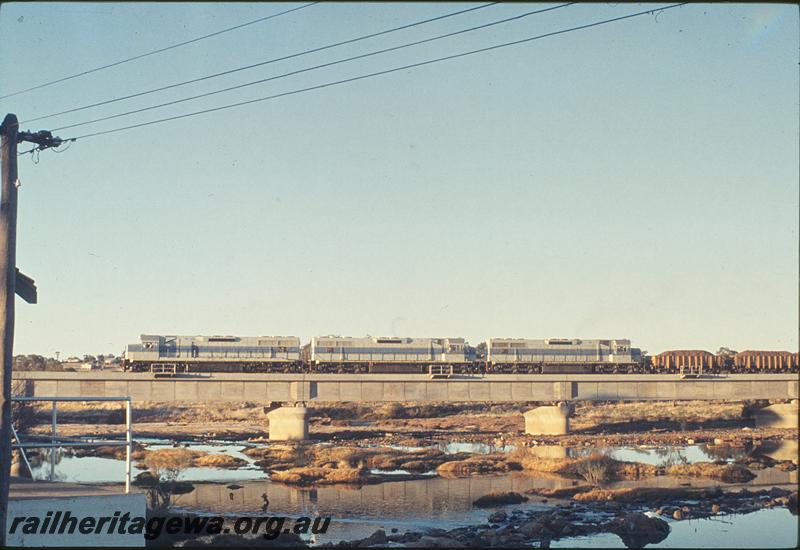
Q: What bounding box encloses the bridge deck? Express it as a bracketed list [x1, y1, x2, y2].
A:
[12, 372, 798, 403]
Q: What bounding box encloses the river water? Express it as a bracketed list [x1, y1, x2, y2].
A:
[22, 439, 799, 547]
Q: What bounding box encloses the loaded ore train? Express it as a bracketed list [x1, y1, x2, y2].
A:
[123, 334, 799, 375]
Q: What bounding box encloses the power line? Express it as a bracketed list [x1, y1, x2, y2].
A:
[23, 2, 501, 125]
[52, 3, 575, 132]
[0, 2, 319, 100]
[64, 3, 688, 143]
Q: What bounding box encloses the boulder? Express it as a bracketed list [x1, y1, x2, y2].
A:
[519, 520, 547, 538]
[357, 529, 387, 547]
[610, 512, 670, 548]
[488, 511, 507, 524]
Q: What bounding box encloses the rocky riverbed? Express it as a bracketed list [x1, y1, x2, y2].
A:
[332, 486, 798, 548]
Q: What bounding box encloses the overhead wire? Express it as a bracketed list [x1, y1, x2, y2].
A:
[52, 3, 576, 132]
[22, 2, 501, 124]
[63, 3, 688, 142]
[0, 2, 319, 100]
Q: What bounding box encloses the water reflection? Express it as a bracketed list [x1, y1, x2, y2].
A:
[366, 441, 517, 455]
[552, 508, 798, 548]
[171, 466, 798, 546]
[172, 473, 563, 544]
[26, 442, 267, 483]
[757, 440, 798, 464]
[434, 441, 518, 454]
[567, 444, 754, 467]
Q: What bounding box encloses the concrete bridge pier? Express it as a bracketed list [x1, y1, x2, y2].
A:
[754, 400, 798, 430]
[267, 405, 310, 441]
[523, 402, 571, 436]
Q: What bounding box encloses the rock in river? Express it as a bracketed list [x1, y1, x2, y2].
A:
[610, 512, 670, 548]
[357, 529, 387, 547]
[488, 511, 507, 524]
[473, 492, 529, 508]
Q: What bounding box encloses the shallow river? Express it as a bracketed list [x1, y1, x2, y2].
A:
[22, 439, 799, 547]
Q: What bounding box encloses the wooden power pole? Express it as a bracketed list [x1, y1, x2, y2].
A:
[0, 113, 60, 545]
[0, 113, 19, 548]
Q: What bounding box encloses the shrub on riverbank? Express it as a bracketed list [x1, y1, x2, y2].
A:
[509, 451, 656, 483]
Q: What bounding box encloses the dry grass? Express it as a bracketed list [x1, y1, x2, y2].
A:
[27, 401, 528, 433]
[436, 454, 513, 478]
[140, 448, 248, 473]
[269, 467, 376, 485]
[247, 444, 460, 474]
[193, 454, 248, 468]
[311, 402, 526, 421]
[140, 448, 201, 481]
[572, 401, 745, 430]
[249, 444, 467, 485]
[32, 400, 273, 424]
[509, 450, 656, 484]
[666, 462, 756, 483]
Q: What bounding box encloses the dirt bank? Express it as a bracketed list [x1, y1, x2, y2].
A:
[22, 399, 796, 455]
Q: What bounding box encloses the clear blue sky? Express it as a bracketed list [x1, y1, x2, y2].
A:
[0, 3, 797, 358]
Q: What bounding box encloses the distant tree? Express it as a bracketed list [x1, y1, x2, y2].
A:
[82, 354, 96, 363]
[716, 347, 737, 370]
[13, 355, 64, 371]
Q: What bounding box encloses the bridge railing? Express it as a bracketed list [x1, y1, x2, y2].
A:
[11, 396, 133, 493]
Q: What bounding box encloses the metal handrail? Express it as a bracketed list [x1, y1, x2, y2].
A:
[11, 396, 133, 493]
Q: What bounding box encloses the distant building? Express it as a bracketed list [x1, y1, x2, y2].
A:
[77, 362, 101, 371]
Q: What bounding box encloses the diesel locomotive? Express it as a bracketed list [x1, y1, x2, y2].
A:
[122, 333, 798, 375]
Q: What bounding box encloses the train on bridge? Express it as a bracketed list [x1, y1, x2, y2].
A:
[122, 334, 799, 376]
